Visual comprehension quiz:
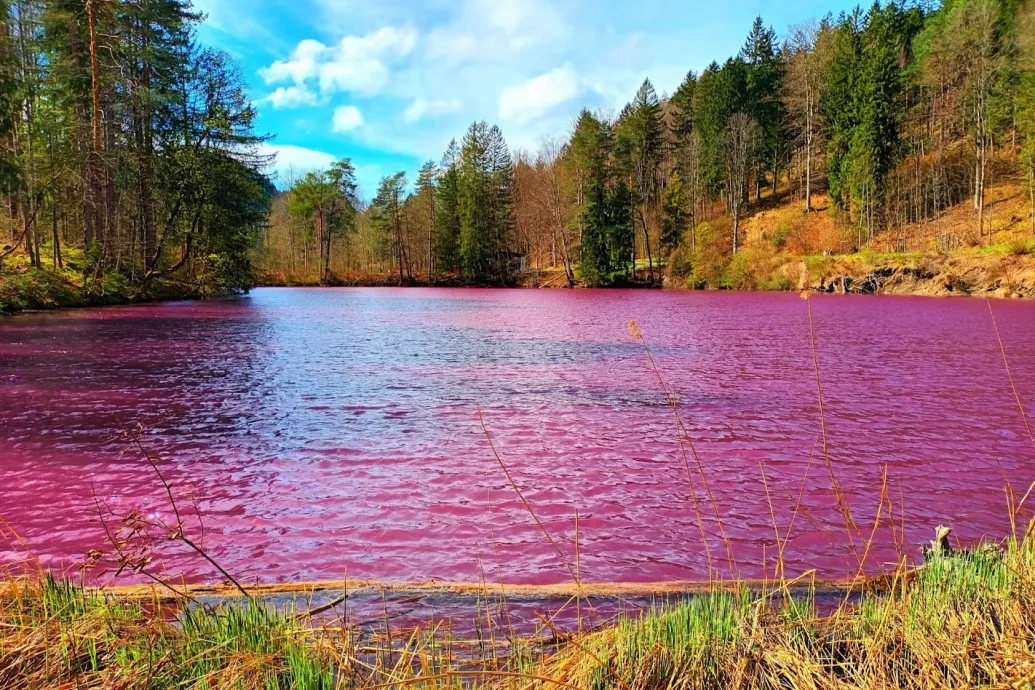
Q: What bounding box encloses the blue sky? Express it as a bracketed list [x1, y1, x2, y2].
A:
[194, 0, 860, 198]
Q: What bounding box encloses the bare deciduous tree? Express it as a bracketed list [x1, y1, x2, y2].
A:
[722, 113, 758, 254]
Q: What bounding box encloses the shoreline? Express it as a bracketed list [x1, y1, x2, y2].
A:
[4, 532, 1029, 688]
[4, 248, 1034, 315]
[97, 571, 892, 602]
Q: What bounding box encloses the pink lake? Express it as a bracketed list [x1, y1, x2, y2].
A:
[1, 288, 1033, 587]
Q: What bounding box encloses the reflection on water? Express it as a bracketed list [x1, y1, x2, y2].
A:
[1, 288, 1033, 585]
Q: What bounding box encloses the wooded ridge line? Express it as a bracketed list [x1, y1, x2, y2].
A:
[2, 0, 1035, 302]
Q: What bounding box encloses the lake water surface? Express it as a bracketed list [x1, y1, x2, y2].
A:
[2, 288, 1034, 586]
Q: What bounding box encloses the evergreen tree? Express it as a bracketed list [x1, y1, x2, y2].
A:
[693, 58, 748, 194]
[458, 121, 491, 280]
[371, 171, 409, 283]
[435, 139, 461, 274]
[669, 70, 697, 167]
[1017, 0, 1035, 234]
[741, 16, 786, 198]
[661, 170, 688, 257]
[485, 124, 514, 280]
[574, 110, 632, 286]
[457, 121, 513, 282]
[0, 1, 20, 193]
[822, 10, 864, 216]
[415, 160, 438, 280]
[613, 78, 663, 280]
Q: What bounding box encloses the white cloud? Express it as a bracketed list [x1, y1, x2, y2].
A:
[499, 64, 581, 124]
[261, 85, 321, 109]
[259, 27, 418, 97]
[332, 105, 365, 132]
[426, 0, 566, 64]
[260, 39, 325, 84]
[259, 143, 337, 185]
[402, 98, 462, 123]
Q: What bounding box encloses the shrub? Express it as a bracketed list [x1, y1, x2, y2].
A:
[1008, 238, 1034, 256]
[691, 221, 731, 288]
[720, 249, 759, 290]
[664, 242, 694, 284]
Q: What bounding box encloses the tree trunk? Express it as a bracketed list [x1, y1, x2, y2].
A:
[316, 209, 326, 284]
[805, 141, 812, 213]
[140, 20, 156, 271]
[1029, 167, 1034, 237]
[977, 139, 986, 242]
[87, 0, 104, 263]
[394, 202, 404, 284]
[771, 154, 778, 197]
[427, 193, 435, 283]
[52, 201, 61, 269]
[733, 204, 740, 255]
[324, 232, 331, 281]
[637, 207, 654, 282]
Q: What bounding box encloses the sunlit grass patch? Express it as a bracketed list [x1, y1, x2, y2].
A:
[3, 531, 1034, 689]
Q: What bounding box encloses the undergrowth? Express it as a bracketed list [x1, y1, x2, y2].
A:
[2, 528, 1034, 689]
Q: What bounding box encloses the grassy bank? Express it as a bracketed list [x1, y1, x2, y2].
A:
[2, 527, 1033, 689]
[7, 243, 1035, 312]
[0, 250, 223, 314]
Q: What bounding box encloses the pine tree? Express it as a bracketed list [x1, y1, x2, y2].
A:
[669, 70, 697, 160]
[0, 0, 16, 194]
[693, 58, 748, 195]
[371, 172, 409, 283]
[415, 160, 438, 280]
[1019, 0, 1035, 235]
[456, 121, 513, 282]
[741, 16, 786, 198]
[574, 110, 632, 286]
[575, 112, 612, 287]
[822, 9, 864, 216]
[485, 124, 513, 281]
[435, 139, 461, 274]
[458, 121, 491, 280]
[613, 78, 663, 281]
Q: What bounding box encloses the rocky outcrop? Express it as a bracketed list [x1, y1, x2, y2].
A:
[797, 251, 1035, 298]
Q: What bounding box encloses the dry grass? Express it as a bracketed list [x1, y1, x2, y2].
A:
[534, 530, 1035, 690]
[2, 531, 1034, 689]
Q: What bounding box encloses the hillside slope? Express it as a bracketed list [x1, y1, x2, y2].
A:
[663, 176, 1035, 298]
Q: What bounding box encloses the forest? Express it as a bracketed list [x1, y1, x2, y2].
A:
[0, 0, 273, 305]
[261, 0, 1035, 289]
[2, 0, 1035, 299]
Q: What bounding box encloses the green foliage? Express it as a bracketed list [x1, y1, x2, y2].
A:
[0, 0, 268, 296]
[0, 0, 19, 189]
[720, 247, 760, 290]
[614, 79, 664, 205]
[371, 171, 409, 281]
[287, 158, 357, 283]
[741, 16, 786, 189]
[692, 58, 749, 194]
[415, 160, 439, 276]
[669, 71, 697, 149]
[572, 110, 634, 287]
[574, 592, 753, 690]
[823, 3, 921, 230]
[690, 221, 731, 288]
[661, 170, 688, 257]
[435, 139, 463, 274]
[457, 122, 514, 282]
[197, 154, 273, 291]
